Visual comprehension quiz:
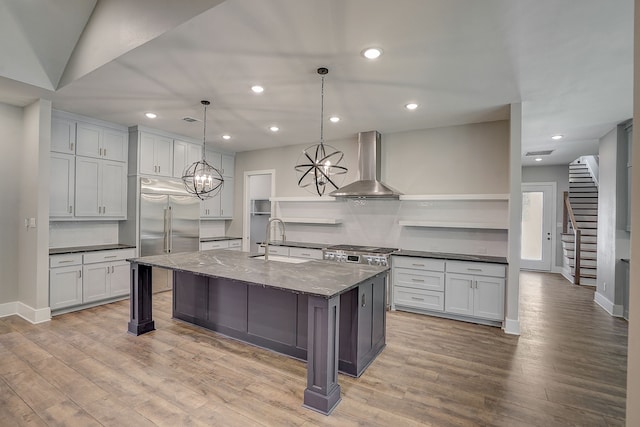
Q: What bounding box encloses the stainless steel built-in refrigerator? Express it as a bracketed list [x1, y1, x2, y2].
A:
[140, 177, 200, 292]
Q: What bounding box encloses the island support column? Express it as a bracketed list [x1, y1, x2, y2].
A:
[127, 262, 155, 335]
[303, 294, 341, 415]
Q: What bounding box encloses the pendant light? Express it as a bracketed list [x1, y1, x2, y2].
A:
[294, 67, 347, 196]
[182, 100, 224, 199]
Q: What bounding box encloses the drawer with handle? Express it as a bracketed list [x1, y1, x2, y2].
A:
[289, 247, 323, 260]
[394, 286, 444, 312]
[50, 253, 83, 268]
[228, 239, 242, 249]
[393, 256, 445, 272]
[83, 248, 135, 265]
[393, 269, 444, 292]
[446, 260, 505, 278]
[201, 241, 229, 250]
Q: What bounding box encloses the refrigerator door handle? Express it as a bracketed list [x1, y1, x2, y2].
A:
[163, 208, 170, 253]
[167, 206, 173, 253]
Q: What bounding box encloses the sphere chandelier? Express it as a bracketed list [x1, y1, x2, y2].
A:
[182, 100, 224, 200]
[294, 67, 348, 196]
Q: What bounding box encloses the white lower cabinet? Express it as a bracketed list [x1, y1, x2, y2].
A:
[201, 239, 242, 251]
[49, 248, 134, 312]
[49, 254, 83, 310]
[392, 255, 506, 325]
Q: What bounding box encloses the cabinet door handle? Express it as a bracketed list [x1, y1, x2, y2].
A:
[106, 266, 109, 274]
[412, 263, 425, 267]
[158, 165, 161, 173]
[301, 253, 310, 257]
[361, 293, 366, 308]
[104, 255, 117, 259]
[466, 268, 482, 272]
[103, 148, 107, 157]
[78, 270, 82, 278]
[411, 278, 425, 282]
[70, 142, 74, 151]
[68, 205, 72, 214]
[411, 296, 425, 301]
[59, 260, 74, 264]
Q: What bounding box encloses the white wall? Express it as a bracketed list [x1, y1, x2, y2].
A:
[522, 165, 569, 269]
[0, 102, 23, 305]
[18, 99, 51, 313]
[230, 121, 510, 245]
[596, 125, 630, 314]
[627, 2, 640, 420]
[49, 222, 121, 248]
[384, 121, 510, 194]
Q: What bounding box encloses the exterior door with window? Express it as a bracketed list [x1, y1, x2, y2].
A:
[521, 183, 555, 271]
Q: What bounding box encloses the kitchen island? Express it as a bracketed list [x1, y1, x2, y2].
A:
[127, 249, 388, 415]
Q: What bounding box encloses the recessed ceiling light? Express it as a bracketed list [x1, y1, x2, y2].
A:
[405, 103, 418, 110]
[145, 112, 157, 119]
[535, 157, 543, 162]
[251, 85, 264, 94]
[551, 134, 564, 140]
[362, 47, 383, 60]
[269, 125, 279, 132]
[222, 134, 231, 140]
[329, 116, 340, 123]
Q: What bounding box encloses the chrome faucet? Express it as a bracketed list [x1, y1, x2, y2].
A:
[264, 218, 286, 261]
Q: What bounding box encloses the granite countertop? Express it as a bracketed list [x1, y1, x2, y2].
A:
[50, 243, 136, 255]
[394, 249, 508, 265]
[257, 240, 328, 250]
[128, 250, 388, 298]
[200, 236, 243, 243]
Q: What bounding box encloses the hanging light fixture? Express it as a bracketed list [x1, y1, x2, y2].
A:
[294, 67, 348, 196]
[182, 100, 224, 199]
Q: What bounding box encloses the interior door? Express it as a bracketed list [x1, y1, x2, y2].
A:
[521, 183, 555, 271]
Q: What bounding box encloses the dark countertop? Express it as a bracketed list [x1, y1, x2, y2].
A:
[50, 243, 136, 255]
[200, 236, 243, 243]
[257, 240, 327, 250]
[128, 249, 388, 298]
[394, 250, 508, 265]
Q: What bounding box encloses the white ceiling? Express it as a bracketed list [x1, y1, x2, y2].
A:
[0, 0, 633, 166]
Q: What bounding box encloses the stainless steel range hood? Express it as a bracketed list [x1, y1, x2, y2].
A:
[329, 131, 402, 199]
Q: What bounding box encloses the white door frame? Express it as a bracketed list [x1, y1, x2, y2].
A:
[243, 169, 276, 252]
[521, 182, 557, 271]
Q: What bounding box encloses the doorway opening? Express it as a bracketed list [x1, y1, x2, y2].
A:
[521, 182, 556, 271]
[243, 170, 275, 252]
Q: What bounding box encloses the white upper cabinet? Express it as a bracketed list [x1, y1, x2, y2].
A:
[173, 140, 202, 178]
[221, 154, 235, 177]
[220, 177, 234, 218]
[205, 148, 222, 171]
[140, 132, 173, 177]
[50, 152, 75, 218]
[76, 122, 127, 162]
[51, 117, 76, 154]
[75, 157, 127, 219]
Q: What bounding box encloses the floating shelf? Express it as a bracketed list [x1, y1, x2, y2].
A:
[399, 194, 509, 201]
[398, 220, 508, 230]
[273, 217, 342, 225]
[270, 196, 336, 202]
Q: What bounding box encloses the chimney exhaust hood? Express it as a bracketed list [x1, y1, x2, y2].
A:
[329, 131, 402, 199]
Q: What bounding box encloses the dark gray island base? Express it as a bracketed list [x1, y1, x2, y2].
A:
[127, 250, 388, 415]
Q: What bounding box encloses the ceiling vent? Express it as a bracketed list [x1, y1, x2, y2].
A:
[182, 116, 200, 123]
[525, 150, 554, 156]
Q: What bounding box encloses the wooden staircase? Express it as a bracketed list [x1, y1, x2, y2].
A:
[562, 162, 598, 285]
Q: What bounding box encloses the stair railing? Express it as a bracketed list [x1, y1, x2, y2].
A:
[563, 191, 581, 285]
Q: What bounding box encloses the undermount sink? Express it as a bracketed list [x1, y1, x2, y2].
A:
[250, 255, 310, 264]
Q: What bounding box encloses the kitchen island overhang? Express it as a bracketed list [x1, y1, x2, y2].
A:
[127, 250, 388, 415]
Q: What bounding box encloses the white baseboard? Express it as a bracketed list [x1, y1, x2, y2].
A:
[0, 301, 51, 324]
[504, 318, 520, 335]
[594, 292, 624, 317]
[0, 302, 17, 318]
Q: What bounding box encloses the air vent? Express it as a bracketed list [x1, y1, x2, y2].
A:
[525, 150, 554, 156]
[182, 116, 200, 123]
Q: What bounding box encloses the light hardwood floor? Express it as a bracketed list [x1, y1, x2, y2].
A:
[0, 272, 628, 426]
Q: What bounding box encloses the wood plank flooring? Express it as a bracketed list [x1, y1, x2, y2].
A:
[0, 271, 628, 426]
